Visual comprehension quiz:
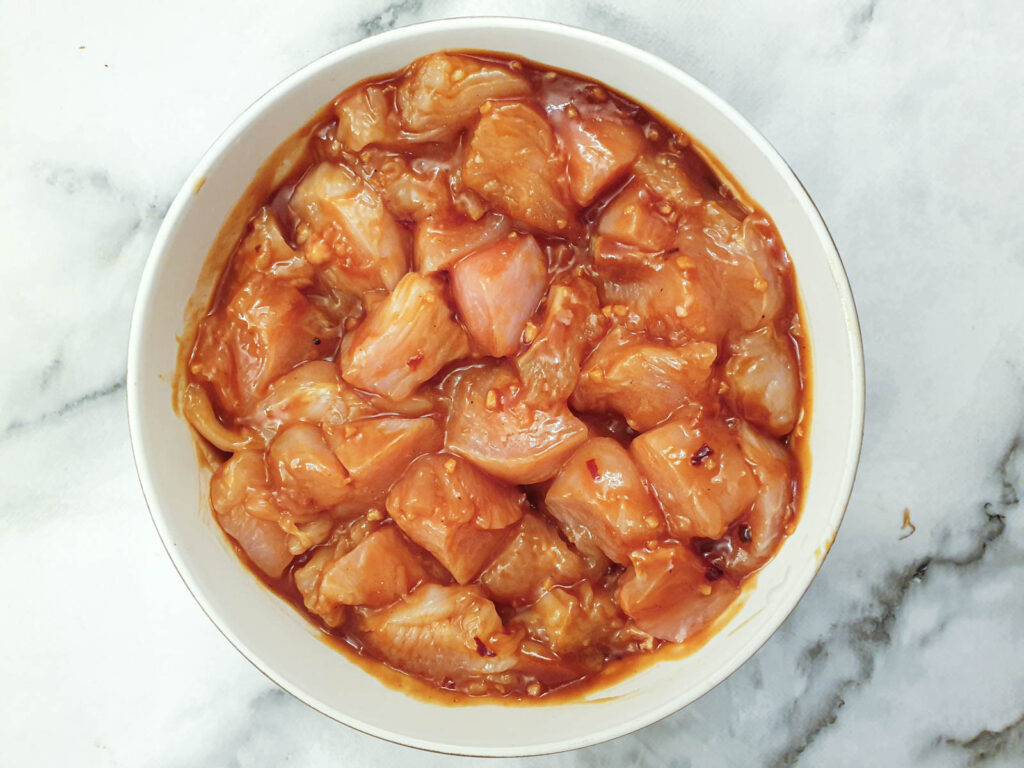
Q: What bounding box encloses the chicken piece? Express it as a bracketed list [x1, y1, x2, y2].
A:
[210, 452, 293, 578]
[552, 106, 644, 206]
[677, 208, 788, 333]
[450, 233, 548, 357]
[279, 515, 335, 555]
[267, 423, 351, 510]
[385, 157, 455, 222]
[397, 52, 531, 136]
[444, 364, 589, 484]
[290, 162, 408, 294]
[231, 208, 314, 289]
[190, 274, 331, 416]
[318, 525, 431, 607]
[242, 361, 373, 439]
[293, 544, 348, 627]
[732, 215, 790, 329]
[182, 381, 261, 453]
[547, 510, 613, 580]
[293, 516, 386, 625]
[478, 512, 586, 605]
[571, 326, 717, 431]
[414, 211, 511, 273]
[357, 584, 520, 686]
[356, 149, 454, 222]
[591, 237, 724, 343]
[632, 153, 703, 210]
[325, 415, 444, 516]
[339, 273, 469, 400]
[545, 437, 665, 564]
[724, 325, 801, 436]
[515, 277, 604, 404]
[335, 85, 399, 152]
[443, 156, 492, 221]
[335, 84, 457, 151]
[597, 180, 677, 252]
[250, 361, 346, 430]
[387, 453, 523, 584]
[246, 360, 442, 438]
[718, 422, 797, 577]
[511, 582, 630, 656]
[630, 417, 758, 539]
[200, 477, 331, 560]
[463, 102, 574, 233]
[616, 542, 739, 642]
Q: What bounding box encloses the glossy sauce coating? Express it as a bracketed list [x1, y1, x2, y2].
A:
[181, 50, 809, 700]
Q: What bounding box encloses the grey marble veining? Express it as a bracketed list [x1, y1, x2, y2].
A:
[2, 0, 1022, 765]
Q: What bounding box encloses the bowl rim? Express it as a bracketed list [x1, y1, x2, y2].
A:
[126, 15, 865, 757]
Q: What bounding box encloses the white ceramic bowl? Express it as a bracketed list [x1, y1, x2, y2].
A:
[127, 17, 864, 757]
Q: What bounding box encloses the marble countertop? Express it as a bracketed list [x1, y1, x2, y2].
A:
[3, 1, 1022, 765]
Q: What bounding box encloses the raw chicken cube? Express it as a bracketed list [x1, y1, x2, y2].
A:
[387, 453, 524, 583]
[552, 106, 644, 206]
[397, 52, 531, 136]
[719, 422, 797, 577]
[617, 542, 739, 642]
[181, 381, 260, 453]
[250, 361, 346, 429]
[444, 364, 588, 484]
[591, 237, 724, 343]
[335, 85, 404, 151]
[543, 506, 613, 580]
[731, 214, 789, 329]
[294, 515, 425, 625]
[244, 361, 376, 440]
[190, 274, 332, 416]
[278, 515, 334, 556]
[571, 326, 717, 431]
[545, 437, 665, 564]
[209, 452, 293, 578]
[677, 207, 788, 333]
[463, 102, 574, 233]
[293, 545, 347, 627]
[630, 417, 758, 539]
[724, 325, 801, 436]
[319, 525, 431, 607]
[597, 180, 677, 251]
[510, 582, 629, 656]
[340, 273, 469, 400]
[450, 233, 548, 357]
[515, 277, 604, 404]
[357, 584, 520, 686]
[336, 83, 457, 151]
[325, 415, 444, 516]
[632, 153, 703, 210]
[478, 512, 586, 604]
[232, 207, 314, 288]
[267, 423, 351, 510]
[290, 161, 408, 293]
[356, 149, 454, 222]
[414, 211, 510, 273]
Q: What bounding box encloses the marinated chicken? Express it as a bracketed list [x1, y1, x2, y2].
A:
[182, 51, 807, 699]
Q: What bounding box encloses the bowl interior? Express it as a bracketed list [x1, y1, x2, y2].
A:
[127, 18, 863, 757]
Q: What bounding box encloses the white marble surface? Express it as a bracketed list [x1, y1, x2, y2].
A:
[2, 0, 1023, 764]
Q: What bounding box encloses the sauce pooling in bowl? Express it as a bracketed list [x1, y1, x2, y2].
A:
[180, 50, 808, 699]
